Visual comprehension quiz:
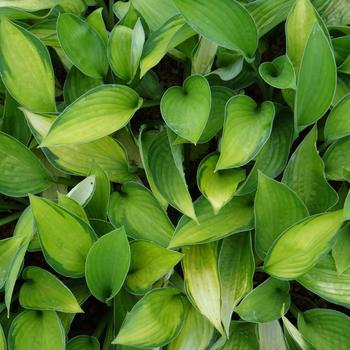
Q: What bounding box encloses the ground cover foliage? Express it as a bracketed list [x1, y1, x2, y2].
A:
[1, 0, 350, 349]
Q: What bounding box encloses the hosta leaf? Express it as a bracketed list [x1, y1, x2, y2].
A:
[238, 108, 294, 195]
[259, 55, 296, 89]
[236, 277, 290, 323]
[198, 87, 235, 143]
[89, 219, 114, 237]
[259, 321, 287, 350]
[216, 95, 275, 170]
[0, 16, 56, 112]
[197, 153, 246, 214]
[108, 19, 145, 82]
[30, 195, 96, 278]
[297, 254, 350, 308]
[161, 75, 211, 144]
[0, 131, 52, 197]
[87, 8, 108, 44]
[85, 228, 130, 303]
[108, 182, 174, 247]
[332, 224, 350, 274]
[298, 309, 350, 350]
[167, 304, 214, 350]
[174, 0, 258, 60]
[183, 242, 223, 333]
[255, 172, 309, 259]
[286, 0, 317, 72]
[0, 324, 5, 350]
[295, 21, 337, 128]
[67, 336, 99, 350]
[282, 127, 338, 214]
[264, 210, 344, 279]
[126, 240, 183, 294]
[8, 310, 65, 350]
[19, 266, 82, 313]
[0, 0, 58, 11]
[324, 93, 350, 143]
[113, 288, 186, 348]
[57, 194, 89, 222]
[85, 162, 110, 220]
[41, 85, 142, 147]
[219, 233, 254, 335]
[221, 322, 258, 350]
[169, 195, 253, 248]
[57, 13, 108, 79]
[23, 109, 134, 183]
[148, 130, 196, 220]
[191, 37, 217, 75]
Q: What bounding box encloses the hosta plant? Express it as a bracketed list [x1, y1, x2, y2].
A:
[1, 0, 350, 349]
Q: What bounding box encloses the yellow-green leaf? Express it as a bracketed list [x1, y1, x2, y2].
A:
[67, 336, 99, 350]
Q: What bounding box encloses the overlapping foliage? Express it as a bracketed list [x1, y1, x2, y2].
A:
[1, 0, 350, 349]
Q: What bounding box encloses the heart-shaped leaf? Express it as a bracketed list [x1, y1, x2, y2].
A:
[41, 85, 142, 147]
[169, 195, 254, 248]
[298, 309, 350, 350]
[0, 16, 56, 112]
[197, 153, 246, 214]
[57, 13, 108, 79]
[8, 310, 65, 350]
[67, 336, 99, 350]
[259, 55, 296, 89]
[173, 0, 258, 60]
[221, 322, 258, 350]
[183, 242, 223, 334]
[216, 95, 275, 170]
[85, 228, 130, 303]
[264, 210, 344, 279]
[108, 182, 174, 247]
[161, 75, 211, 144]
[19, 266, 82, 313]
[236, 277, 290, 323]
[0, 131, 52, 197]
[113, 288, 186, 348]
[30, 195, 96, 278]
[332, 224, 350, 275]
[255, 172, 309, 259]
[219, 233, 254, 335]
[324, 93, 350, 143]
[283, 127, 338, 214]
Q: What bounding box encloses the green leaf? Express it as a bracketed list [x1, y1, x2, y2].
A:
[30, 195, 96, 278]
[221, 322, 258, 350]
[255, 172, 309, 259]
[324, 93, 350, 143]
[258, 321, 287, 350]
[183, 242, 223, 333]
[108, 19, 145, 82]
[264, 210, 344, 279]
[174, 0, 257, 60]
[197, 153, 246, 214]
[57, 13, 108, 79]
[67, 336, 100, 350]
[161, 75, 211, 144]
[282, 127, 338, 214]
[126, 240, 183, 294]
[298, 309, 350, 350]
[85, 228, 130, 303]
[0, 131, 52, 197]
[219, 233, 254, 335]
[0, 324, 5, 350]
[0, 0, 59, 11]
[57, 193, 89, 222]
[41, 85, 142, 147]
[332, 224, 350, 274]
[216, 95, 275, 170]
[169, 195, 254, 248]
[295, 21, 337, 128]
[108, 182, 174, 247]
[236, 277, 290, 323]
[259, 55, 296, 89]
[113, 288, 186, 348]
[167, 303, 214, 350]
[23, 109, 134, 183]
[148, 130, 196, 220]
[297, 254, 350, 307]
[0, 16, 56, 112]
[87, 8, 108, 44]
[8, 310, 65, 350]
[19, 266, 82, 313]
